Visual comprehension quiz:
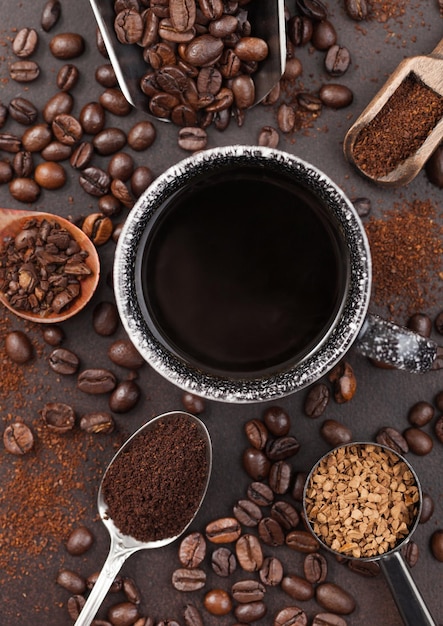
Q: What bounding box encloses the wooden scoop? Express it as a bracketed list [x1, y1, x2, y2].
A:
[0, 209, 100, 323]
[343, 39, 443, 186]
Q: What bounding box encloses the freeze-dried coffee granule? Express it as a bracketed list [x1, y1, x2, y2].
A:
[102, 415, 209, 543]
[365, 198, 443, 316]
[352, 73, 443, 179]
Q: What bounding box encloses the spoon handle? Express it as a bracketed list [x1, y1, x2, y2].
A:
[74, 536, 138, 626]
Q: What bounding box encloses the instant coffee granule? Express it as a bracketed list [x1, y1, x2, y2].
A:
[365, 197, 443, 317]
[102, 415, 209, 543]
[352, 73, 443, 179]
[305, 443, 420, 558]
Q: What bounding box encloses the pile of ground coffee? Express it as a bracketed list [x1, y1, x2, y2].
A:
[102, 414, 209, 542]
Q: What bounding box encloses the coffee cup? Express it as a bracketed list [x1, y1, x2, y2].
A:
[114, 145, 438, 402]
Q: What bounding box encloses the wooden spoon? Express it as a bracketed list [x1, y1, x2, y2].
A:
[343, 39, 443, 186]
[0, 209, 100, 323]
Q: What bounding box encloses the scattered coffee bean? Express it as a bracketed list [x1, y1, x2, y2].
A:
[408, 401, 434, 426]
[419, 492, 435, 523]
[247, 481, 274, 507]
[236, 533, 263, 571]
[211, 547, 237, 577]
[303, 552, 328, 583]
[244, 419, 268, 450]
[263, 406, 291, 436]
[291, 471, 308, 501]
[130, 166, 154, 196]
[43, 91, 74, 124]
[265, 435, 300, 460]
[66, 526, 94, 555]
[35, 161, 67, 189]
[82, 212, 113, 245]
[203, 589, 232, 616]
[407, 313, 432, 337]
[376, 426, 409, 454]
[49, 33, 85, 59]
[177, 127, 207, 151]
[312, 614, 348, 626]
[95, 63, 118, 88]
[325, 44, 351, 76]
[258, 516, 285, 547]
[402, 539, 419, 567]
[13, 27, 38, 58]
[57, 63, 79, 91]
[5, 330, 33, 363]
[319, 84, 353, 109]
[109, 380, 140, 413]
[79, 165, 111, 196]
[107, 601, 140, 626]
[93, 301, 119, 335]
[178, 532, 206, 569]
[430, 529, 443, 561]
[258, 125, 280, 148]
[347, 559, 380, 577]
[48, 347, 79, 375]
[344, 0, 368, 20]
[231, 579, 265, 603]
[40, 402, 75, 432]
[268, 460, 292, 494]
[181, 392, 205, 415]
[328, 361, 356, 402]
[99, 88, 132, 116]
[9, 60, 40, 82]
[41, 0, 61, 31]
[233, 499, 262, 527]
[234, 600, 267, 623]
[52, 113, 83, 146]
[171, 568, 206, 591]
[80, 102, 106, 135]
[127, 121, 156, 150]
[315, 582, 356, 615]
[66, 595, 85, 621]
[304, 383, 330, 418]
[259, 555, 283, 586]
[282, 574, 314, 601]
[403, 427, 433, 455]
[205, 518, 242, 544]
[42, 324, 64, 346]
[9, 97, 38, 125]
[242, 447, 271, 480]
[80, 411, 115, 434]
[286, 530, 320, 554]
[183, 603, 204, 626]
[56, 569, 86, 594]
[9, 177, 41, 202]
[320, 419, 352, 446]
[3, 421, 34, 455]
[77, 368, 117, 394]
[122, 577, 141, 604]
[273, 606, 308, 626]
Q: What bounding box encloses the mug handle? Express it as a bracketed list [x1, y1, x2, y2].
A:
[356, 314, 441, 373]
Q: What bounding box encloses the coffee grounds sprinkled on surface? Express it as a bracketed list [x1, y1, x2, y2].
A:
[102, 415, 209, 543]
[352, 73, 443, 179]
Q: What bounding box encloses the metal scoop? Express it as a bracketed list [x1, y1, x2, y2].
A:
[88, 0, 286, 115]
[343, 39, 443, 186]
[74, 411, 212, 626]
[303, 442, 437, 626]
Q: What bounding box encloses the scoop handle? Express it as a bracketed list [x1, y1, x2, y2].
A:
[379, 550, 437, 626]
[74, 536, 139, 626]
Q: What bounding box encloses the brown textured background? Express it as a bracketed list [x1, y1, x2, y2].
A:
[0, 1, 442, 624]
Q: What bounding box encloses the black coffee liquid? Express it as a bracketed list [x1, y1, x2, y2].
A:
[138, 166, 347, 377]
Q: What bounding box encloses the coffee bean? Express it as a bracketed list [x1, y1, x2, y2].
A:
[80, 102, 106, 135]
[107, 339, 144, 369]
[271, 501, 300, 530]
[82, 213, 113, 245]
[292, 471, 308, 502]
[107, 601, 140, 626]
[407, 312, 432, 337]
[303, 552, 328, 583]
[312, 614, 348, 626]
[282, 574, 314, 601]
[40, 402, 75, 432]
[231, 580, 265, 603]
[274, 606, 308, 626]
[87, 571, 122, 592]
[114, 8, 144, 44]
[288, 14, 313, 46]
[258, 517, 285, 547]
[296, 0, 328, 21]
[344, 0, 368, 20]
[66, 526, 94, 555]
[79, 166, 111, 196]
[9, 60, 40, 82]
[99, 194, 122, 217]
[304, 383, 330, 418]
[57, 63, 79, 91]
[268, 460, 292, 494]
[203, 589, 232, 616]
[319, 84, 353, 109]
[35, 161, 67, 189]
[52, 113, 83, 146]
[258, 125, 279, 148]
[320, 419, 352, 446]
[419, 492, 435, 523]
[430, 529, 443, 561]
[128, 121, 156, 150]
[244, 419, 268, 450]
[3, 422, 34, 455]
[131, 166, 155, 196]
[0, 132, 21, 152]
[277, 103, 295, 133]
[93, 301, 119, 335]
[328, 361, 356, 402]
[233, 499, 262, 527]
[242, 447, 271, 480]
[5, 330, 33, 363]
[9, 97, 38, 125]
[376, 426, 409, 454]
[211, 547, 237, 577]
[259, 555, 283, 586]
[263, 406, 291, 436]
[266, 435, 300, 460]
[13, 151, 34, 177]
[41, 141, 72, 162]
[108, 152, 134, 182]
[247, 481, 274, 507]
[93, 127, 127, 155]
[9, 174, 40, 202]
[100, 87, 132, 116]
[77, 368, 117, 394]
[403, 427, 433, 455]
[109, 380, 140, 413]
[347, 559, 380, 577]
[56, 569, 86, 594]
[402, 540, 419, 567]
[177, 126, 207, 151]
[80, 411, 115, 434]
[352, 196, 371, 217]
[122, 577, 141, 604]
[0, 160, 13, 183]
[41, 0, 61, 31]
[43, 92, 74, 124]
[42, 324, 64, 346]
[183, 603, 204, 626]
[236, 533, 263, 571]
[234, 600, 267, 623]
[325, 44, 351, 76]
[48, 347, 79, 375]
[311, 19, 336, 50]
[67, 595, 86, 621]
[178, 532, 206, 568]
[13, 27, 39, 58]
[95, 63, 118, 88]
[434, 415, 443, 444]
[70, 142, 94, 169]
[408, 401, 434, 426]
[315, 582, 356, 614]
[286, 530, 320, 553]
[181, 391, 205, 414]
[171, 568, 206, 591]
[205, 517, 241, 544]
[435, 310, 443, 334]
[49, 33, 85, 59]
[283, 57, 303, 81]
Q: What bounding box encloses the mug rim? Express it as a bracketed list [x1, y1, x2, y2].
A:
[114, 145, 371, 403]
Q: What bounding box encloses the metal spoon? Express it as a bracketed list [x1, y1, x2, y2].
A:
[74, 411, 212, 626]
[303, 442, 437, 626]
[0, 208, 100, 323]
[343, 38, 443, 186]
[88, 0, 286, 115]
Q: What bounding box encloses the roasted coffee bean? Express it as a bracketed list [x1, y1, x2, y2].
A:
[41, 141, 72, 161]
[286, 530, 319, 554]
[315, 582, 356, 614]
[244, 419, 268, 450]
[403, 427, 433, 455]
[114, 8, 144, 44]
[402, 540, 419, 567]
[93, 301, 119, 336]
[48, 347, 79, 375]
[231, 580, 265, 603]
[77, 368, 117, 394]
[347, 559, 380, 577]
[282, 574, 314, 601]
[110, 179, 134, 208]
[99, 194, 122, 217]
[171, 568, 206, 591]
[107, 339, 144, 369]
[0, 132, 21, 152]
[211, 547, 237, 577]
[57, 63, 79, 91]
[108, 151, 134, 181]
[13, 27, 39, 58]
[0, 103, 7, 128]
[328, 361, 356, 402]
[408, 401, 434, 426]
[282, 57, 303, 81]
[131, 166, 155, 196]
[80, 102, 106, 135]
[127, 120, 156, 150]
[56, 569, 86, 594]
[312, 614, 347, 626]
[295, 0, 328, 21]
[258, 517, 285, 547]
[95, 63, 118, 88]
[203, 589, 232, 616]
[263, 406, 290, 436]
[277, 103, 295, 133]
[122, 577, 141, 604]
[325, 44, 351, 77]
[41, 0, 61, 31]
[179, 532, 206, 568]
[233, 499, 262, 527]
[288, 15, 313, 47]
[9, 177, 41, 202]
[268, 460, 292, 494]
[344, 0, 368, 20]
[66, 526, 94, 555]
[319, 84, 353, 109]
[234, 600, 267, 623]
[5, 330, 33, 363]
[274, 606, 308, 626]
[3, 422, 34, 455]
[79, 166, 111, 196]
[236, 533, 263, 571]
[259, 555, 283, 586]
[298, 91, 322, 112]
[242, 447, 271, 480]
[13, 150, 34, 177]
[52, 113, 83, 146]
[271, 501, 299, 531]
[0, 160, 13, 183]
[43, 91, 74, 124]
[407, 312, 432, 337]
[40, 402, 75, 432]
[109, 380, 140, 413]
[87, 571, 122, 593]
[430, 529, 443, 561]
[292, 471, 308, 502]
[303, 552, 327, 583]
[258, 125, 279, 148]
[435, 415, 443, 444]
[181, 391, 205, 414]
[107, 601, 140, 626]
[376, 426, 409, 454]
[82, 213, 113, 245]
[70, 141, 94, 169]
[206, 517, 242, 543]
[435, 311, 443, 335]
[42, 324, 64, 346]
[304, 383, 330, 418]
[320, 419, 352, 446]
[80, 411, 115, 434]
[352, 196, 371, 217]
[183, 603, 204, 626]
[49, 33, 85, 59]
[35, 161, 67, 189]
[311, 19, 336, 50]
[265, 435, 300, 460]
[10, 60, 40, 82]
[247, 481, 274, 507]
[9, 97, 38, 125]
[99, 88, 132, 116]
[93, 127, 127, 155]
[177, 126, 208, 151]
[67, 595, 86, 621]
[419, 492, 435, 523]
